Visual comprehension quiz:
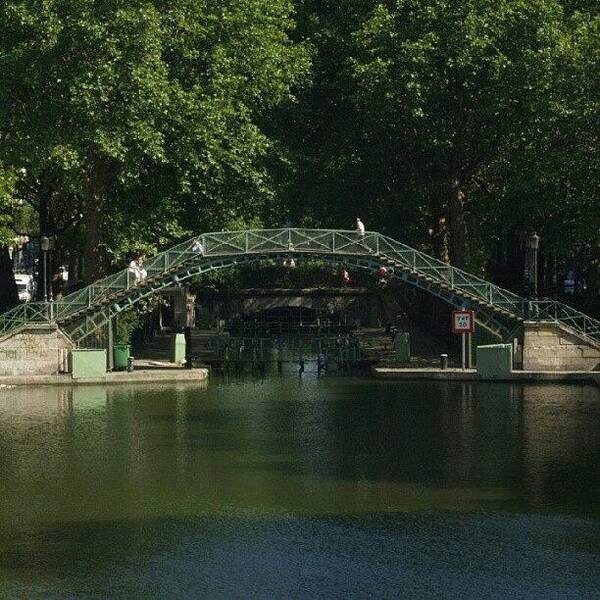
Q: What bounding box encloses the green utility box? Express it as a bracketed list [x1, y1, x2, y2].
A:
[113, 345, 130, 370]
[171, 333, 186, 364]
[476, 344, 513, 379]
[394, 332, 410, 363]
[70, 349, 107, 380]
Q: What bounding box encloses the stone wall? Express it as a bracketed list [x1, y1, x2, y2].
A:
[0, 324, 74, 376]
[522, 321, 600, 371]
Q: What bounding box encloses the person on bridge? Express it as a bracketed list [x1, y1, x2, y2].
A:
[192, 239, 204, 255]
[356, 218, 365, 239]
[377, 265, 393, 288]
[128, 254, 141, 286]
[128, 252, 147, 286]
[341, 268, 350, 287]
[138, 253, 147, 282]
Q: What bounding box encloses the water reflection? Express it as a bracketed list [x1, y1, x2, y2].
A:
[519, 384, 600, 511]
[1, 379, 600, 598]
[1, 379, 599, 524]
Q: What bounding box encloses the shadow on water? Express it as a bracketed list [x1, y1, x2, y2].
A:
[1, 377, 600, 598]
[2, 511, 600, 599]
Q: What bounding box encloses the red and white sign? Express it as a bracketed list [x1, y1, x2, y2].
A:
[452, 310, 475, 334]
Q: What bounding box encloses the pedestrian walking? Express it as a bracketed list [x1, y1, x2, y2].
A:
[341, 267, 350, 287]
[356, 218, 365, 239]
[192, 239, 204, 255]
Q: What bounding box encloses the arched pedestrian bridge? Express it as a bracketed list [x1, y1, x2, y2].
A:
[1, 228, 600, 364]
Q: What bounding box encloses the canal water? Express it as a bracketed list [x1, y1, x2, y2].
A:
[1, 376, 599, 599]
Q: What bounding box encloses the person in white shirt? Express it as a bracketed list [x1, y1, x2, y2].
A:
[138, 253, 147, 282]
[192, 239, 204, 255]
[356, 218, 365, 239]
[128, 256, 141, 286]
[128, 252, 147, 285]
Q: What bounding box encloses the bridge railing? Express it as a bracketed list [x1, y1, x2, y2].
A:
[2, 228, 600, 348]
[377, 234, 524, 308]
[0, 236, 203, 337]
[527, 300, 600, 341]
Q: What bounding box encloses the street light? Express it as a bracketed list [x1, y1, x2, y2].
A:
[40, 235, 50, 302]
[525, 233, 540, 297]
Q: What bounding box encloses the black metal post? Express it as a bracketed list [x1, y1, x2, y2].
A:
[525, 233, 540, 298]
[40, 236, 50, 302]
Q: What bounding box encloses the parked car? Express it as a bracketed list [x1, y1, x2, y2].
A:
[14, 273, 35, 302]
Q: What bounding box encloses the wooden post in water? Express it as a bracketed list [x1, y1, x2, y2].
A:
[277, 338, 283, 372]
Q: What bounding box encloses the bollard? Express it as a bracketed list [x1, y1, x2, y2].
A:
[127, 356, 134, 372]
[440, 354, 448, 370]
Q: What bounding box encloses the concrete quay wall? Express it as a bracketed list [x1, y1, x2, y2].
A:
[522, 321, 600, 372]
[0, 324, 73, 376]
[372, 367, 600, 386]
[0, 368, 209, 387]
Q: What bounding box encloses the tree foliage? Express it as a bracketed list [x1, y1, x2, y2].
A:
[0, 0, 309, 280]
[0, 0, 597, 303]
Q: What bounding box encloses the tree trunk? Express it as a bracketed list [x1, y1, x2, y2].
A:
[83, 197, 106, 283]
[82, 160, 114, 283]
[430, 190, 449, 263]
[447, 179, 468, 269]
[0, 247, 19, 312]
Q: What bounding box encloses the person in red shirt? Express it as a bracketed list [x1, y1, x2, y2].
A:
[341, 268, 350, 286]
[377, 265, 388, 288]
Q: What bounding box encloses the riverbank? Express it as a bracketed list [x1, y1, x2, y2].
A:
[2, 363, 599, 387]
[373, 367, 600, 385]
[0, 367, 209, 387]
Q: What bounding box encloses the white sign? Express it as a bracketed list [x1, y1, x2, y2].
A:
[452, 310, 475, 334]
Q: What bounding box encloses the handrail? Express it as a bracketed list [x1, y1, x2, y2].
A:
[1, 228, 599, 347]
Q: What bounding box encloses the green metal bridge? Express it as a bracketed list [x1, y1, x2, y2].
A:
[1, 228, 599, 347]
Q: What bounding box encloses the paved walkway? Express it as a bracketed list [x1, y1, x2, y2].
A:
[373, 367, 600, 385]
[0, 367, 209, 387]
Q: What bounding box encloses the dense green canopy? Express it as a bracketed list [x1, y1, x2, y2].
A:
[0, 0, 597, 306]
[0, 0, 309, 280]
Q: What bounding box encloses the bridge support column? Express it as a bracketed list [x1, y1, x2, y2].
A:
[522, 321, 600, 371]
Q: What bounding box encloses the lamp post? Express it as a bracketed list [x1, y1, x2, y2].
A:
[525, 233, 540, 298]
[40, 235, 50, 302]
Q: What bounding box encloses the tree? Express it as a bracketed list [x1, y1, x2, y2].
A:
[350, 0, 582, 268]
[0, 165, 19, 311]
[472, 6, 599, 293]
[272, 1, 387, 231]
[0, 0, 309, 282]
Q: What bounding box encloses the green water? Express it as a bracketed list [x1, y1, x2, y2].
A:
[1, 376, 599, 598]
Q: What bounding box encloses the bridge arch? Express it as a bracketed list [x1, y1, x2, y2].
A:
[1, 228, 598, 348]
[62, 252, 514, 343]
